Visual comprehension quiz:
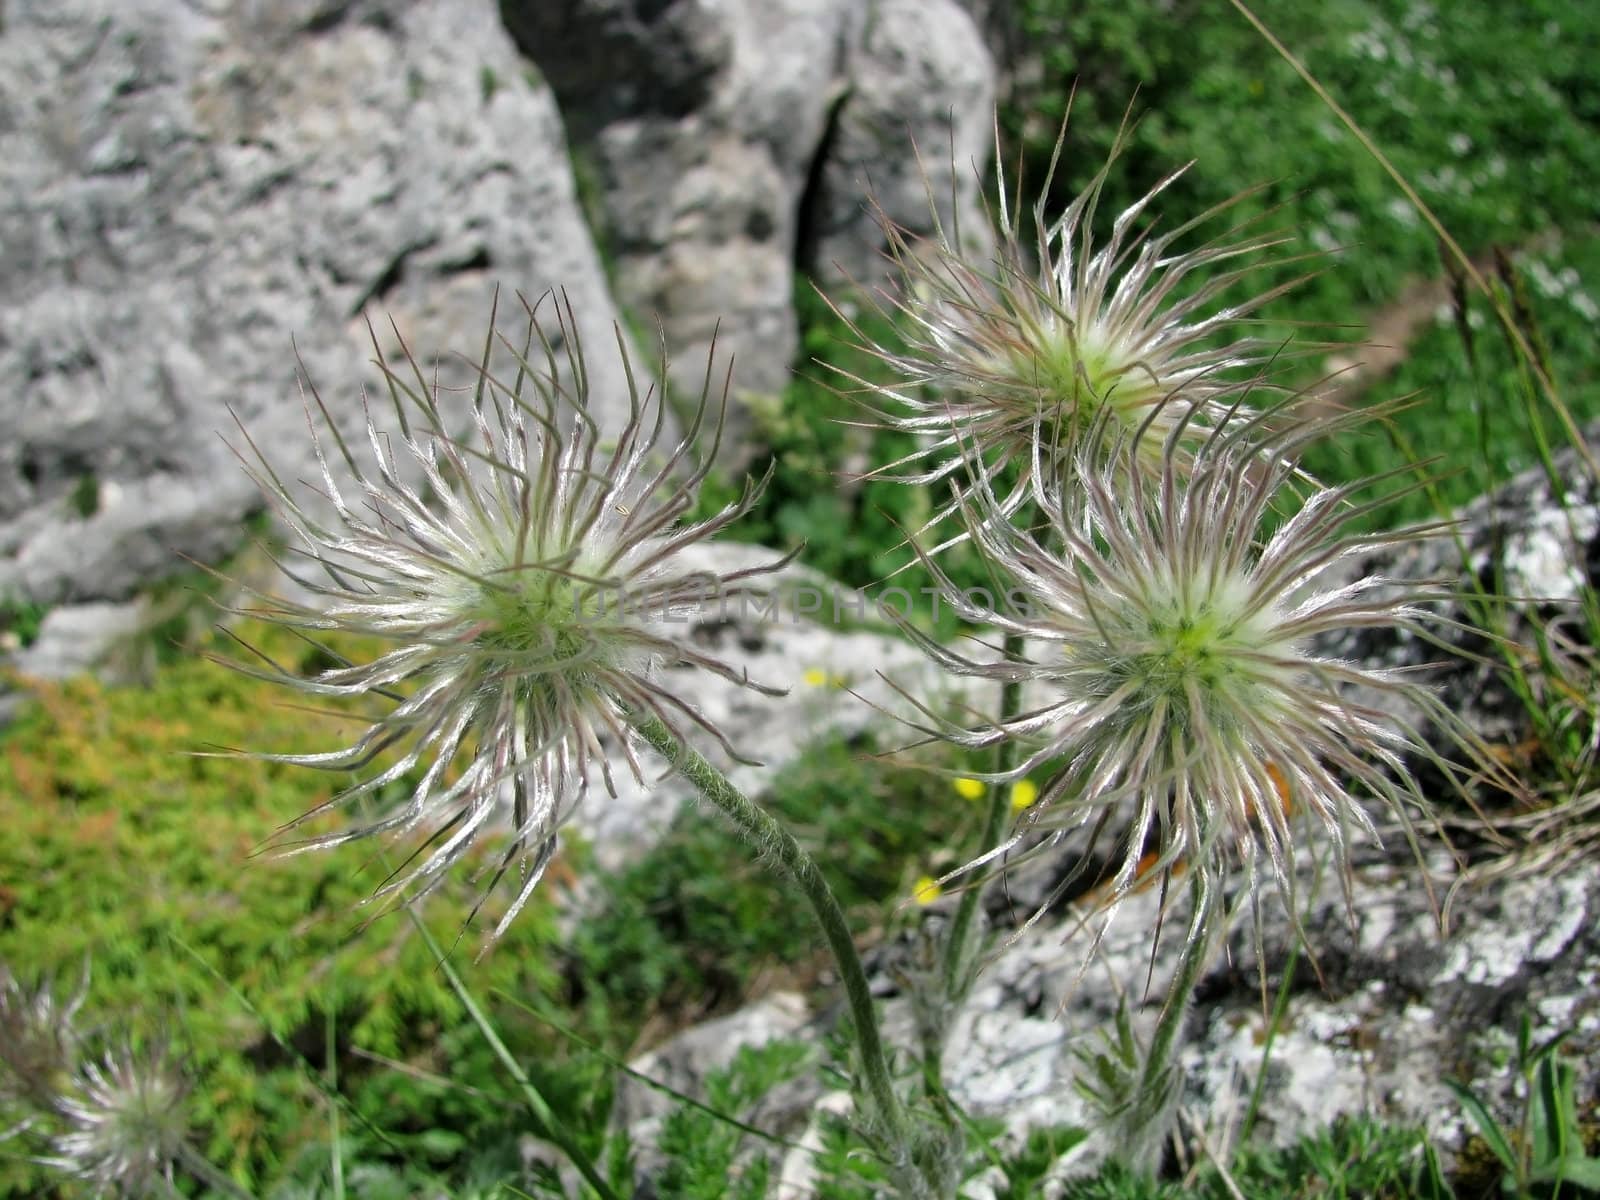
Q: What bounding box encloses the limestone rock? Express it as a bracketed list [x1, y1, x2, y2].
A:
[0, 0, 625, 620]
[505, 0, 996, 419]
[804, 0, 997, 290]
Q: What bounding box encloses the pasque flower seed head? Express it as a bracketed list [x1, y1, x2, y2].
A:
[830, 112, 1314, 535]
[222, 291, 783, 945]
[893, 405, 1499, 932]
[43, 1039, 191, 1197]
[0, 963, 86, 1113]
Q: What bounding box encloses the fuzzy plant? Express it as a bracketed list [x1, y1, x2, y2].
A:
[0, 964, 245, 1199]
[894, 402, 1491, 933]
[187, 117, 1514, 1198]
[883, 398, 1511, 1167]
[824, 109, 1318, 542]
[828, 114, 1511, 1175]
[216, 291, 947, 1194]
[218, 290, 789, 945]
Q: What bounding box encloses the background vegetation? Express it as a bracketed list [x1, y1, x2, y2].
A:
[3, 0, 1598, 1194]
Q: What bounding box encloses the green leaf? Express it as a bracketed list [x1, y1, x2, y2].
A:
[1530, 1154, 1600, 1190]
[1530, 1055, 1571, 1168]
[1420, 1142, 1457, 1200]
[1527, 1027, 1574, 1072]
[1444, 1079, 1518, 1173]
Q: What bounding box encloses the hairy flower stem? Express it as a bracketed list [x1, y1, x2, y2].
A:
[630, 713, 920, 1178]
[943, 633, 1027, 1004]
[1122, 870, 1218, 1173]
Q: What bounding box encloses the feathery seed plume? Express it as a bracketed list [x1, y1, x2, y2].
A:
[222, 291, 783, 945]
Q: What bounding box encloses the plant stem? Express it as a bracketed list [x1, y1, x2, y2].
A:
[1238, 936, 1300, 1144]
[1125, 869, 1217, 1170]
[326, 1005, 345, 1200]
[629, 712, 917, 1167]
[407, 912, 621, 1200]
[943, 633, 1026, 1003]
[175, 1144, 254, 1200]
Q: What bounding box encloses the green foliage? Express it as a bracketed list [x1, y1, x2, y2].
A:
[1302, 231, 1600, 530]
[0, 622, 570, 1193]
[0, 595, 49, 649]
[806, 1112, 893, 1199]
[1035, 1117, 1446, 1198]
[565, 730, 977, 1039]
[68, 473, 99, 520]
[1004, 0, 1600, 535]
[650, 1041, 811, 1199]
[1448, 1014, 1600, 1199]
[7, 5, 1599, 1194]
[1010, 0, 1599, 326]
[993, 1125, 1092, 1198]
[1222, 1116, 1453, 1200]
[1073, 998, 1144, 1128]
[0, 635, 982, 1195]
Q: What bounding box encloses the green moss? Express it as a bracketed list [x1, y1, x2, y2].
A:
[0, 622, 570, 1191]
[68, 473, 100, 519]
[0, 611, 989, 1193]
[0, 596, 49, 649]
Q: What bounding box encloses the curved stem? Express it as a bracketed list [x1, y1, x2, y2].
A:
[629, 712, 917, 1166]
[175, 1144, 254, 1200]
[942, 633, 1026, 1003]
[407, 911, 621, 1200]
[1123, 869, 1217, 1170]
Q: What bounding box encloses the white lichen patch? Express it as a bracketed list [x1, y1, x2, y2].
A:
[1439, 871, 1590, 985]
[1480, 500, 1600, 602]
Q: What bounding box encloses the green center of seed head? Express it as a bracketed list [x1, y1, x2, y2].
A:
[1143, 613, 1235, 693]
[1122, 579, 1275, 724]
[474, 567, 614, 671]
[1029, 325, 1154, 427]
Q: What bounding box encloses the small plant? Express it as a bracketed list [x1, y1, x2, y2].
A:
[0, 596, 48, 652]
[0, 963, 246, 1198]
[649, 1041, 812, 1199]
[68, 473, 100, 520]
[1448, 1013, 1600, 1199]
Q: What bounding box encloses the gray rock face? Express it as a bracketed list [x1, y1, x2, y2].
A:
[504, 0, 996, 414]
[804, 0, 997, 289]
[0, 0, 626, 617]
[1315, 421, 1600, 754]
[1, 0, 997, 682]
